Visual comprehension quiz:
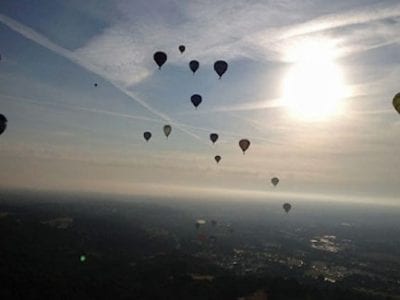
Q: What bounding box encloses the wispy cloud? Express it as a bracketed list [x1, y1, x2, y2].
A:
[251, 1, 400, 59]
[281, 2, 400, 39]
[69, 0, 400, 97]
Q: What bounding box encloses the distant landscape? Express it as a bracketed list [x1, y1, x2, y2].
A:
[1, 190, 399, 299]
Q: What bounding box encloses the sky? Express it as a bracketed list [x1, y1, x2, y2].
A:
[0, 0, 399, 205]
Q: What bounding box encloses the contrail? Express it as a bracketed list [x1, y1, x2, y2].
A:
[173, 98, 283, 117]
[0, 14, 202, 141]
[0, 93, 162, 124]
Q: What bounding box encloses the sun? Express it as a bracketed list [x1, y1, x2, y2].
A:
[282, 40, 346, 121]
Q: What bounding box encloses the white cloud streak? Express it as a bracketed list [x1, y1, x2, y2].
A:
[0, 93, 162, 124]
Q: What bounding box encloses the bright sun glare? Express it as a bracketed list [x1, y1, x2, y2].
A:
[282, 40, 347, 121]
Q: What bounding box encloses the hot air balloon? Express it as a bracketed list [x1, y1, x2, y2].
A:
[195, 219, 206, 230]
[163, 125, 172, 138]
[214, 155, 221, 164]
[143, 131, 152, 142]
[283, 203, 292, 214]
[189, 60, 199, 74]
[393, 93, 400, 114]
[0, 114, 7, 136]
[239, 139, 250, 154]
[271, 177, 279, 187]
[191, 94, 202, 108]
[214, 60, 228, 79]
[210, 133, 218, 144]
[154, 51, 167, 69]
[94, 83, 98, 87]
[178, 45, 185, 53]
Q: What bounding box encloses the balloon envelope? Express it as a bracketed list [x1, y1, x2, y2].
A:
[154, 51, 167, 69]
[214, 155, 221, 163]
[189, 60, 199, 74]
[210, 133, 218, 144]
[163, 125, 172, 138]
[239, 139, 250, 154]
[178, 45, 185, 53]
[393, 93, 400, 114]
[283, 203, 292, 214]
[0, 114, 7, 135]
[191, 94, 202, 108]
[143, 131, 152, 142]
[195, 219, 206, 230]
[214, 60, 228, 78]
[271, 177, 279, 186]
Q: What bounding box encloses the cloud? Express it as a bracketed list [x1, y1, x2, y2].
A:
[68, 0, 400, 100]
[281, 2, 400, 39]
[249, 2, 400, 61]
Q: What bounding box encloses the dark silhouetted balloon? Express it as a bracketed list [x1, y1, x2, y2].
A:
[210, 133, 218, 144]
[239, 139, 250, 154]
[0, 114, 7, 136]
[214, 155, 221, 163]
[163, 125, 172, 138]
[179, 45, 185, 53]
[154, 51, 167, 69]
[283, 203, 292, 214]
[271, 177, 279, 187]
[189, 60, 199, 74]
[214, 60, 228, 78]
[143, 131, 152, 142]
[393, 93, 400, 114]
[191, 94, 202, 108]
[94, 83, 98, 87]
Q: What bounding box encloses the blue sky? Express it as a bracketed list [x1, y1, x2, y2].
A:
[0, 0, 399, 205]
